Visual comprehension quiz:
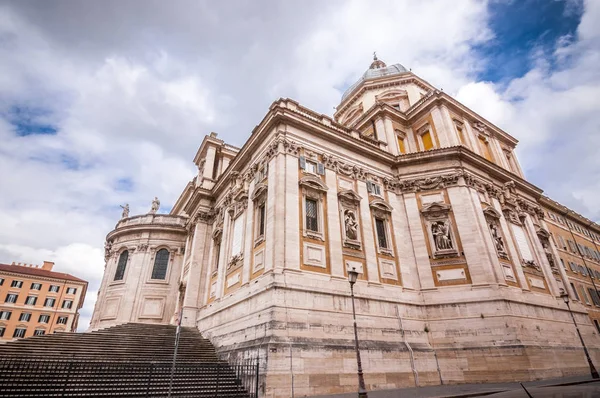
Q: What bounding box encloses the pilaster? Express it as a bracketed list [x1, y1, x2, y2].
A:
[447, 185, 496, 286]
[524, 214, 561, 296]
[284, 154, 300, 270]
[357, 181, 379, 283]
[181, 219, 211, 326]
[242, 180, 256, 284]
[388, 192, 419, 290]
[326, 169, 344, 277]
[493, 198, 529, 290]
[403, 192, 435, 289]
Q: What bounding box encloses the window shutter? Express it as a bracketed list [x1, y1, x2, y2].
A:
[299, 156, 306, 170]
[317, 162, 325, 175]
[580, 265, 588, 277]
[366, 181, 373, 193]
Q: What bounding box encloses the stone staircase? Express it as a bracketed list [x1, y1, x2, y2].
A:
[0, 323, 256, 397]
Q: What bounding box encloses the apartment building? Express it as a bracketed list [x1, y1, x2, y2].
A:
[0, 261, 87, 340]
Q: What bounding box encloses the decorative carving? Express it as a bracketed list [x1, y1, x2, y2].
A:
[228, 253, 243, 270]
[299, 175, 328, 192]
[120, 204, 130, 219]
[369, 198, 393, 219]
[149, 197, 160, 214]
[537, 228, 560, 274]
[137, 243, 149, 252]
[104, 240, 113, 262]
[432, 221, 454, 251]
[321, 153, 369, 181]
[421, 202, 459, 259]
[397, 173, 461, 193]
[344, 210, 359, 241]
[281, 139, 299, 155]
[489, 222, 509, 260]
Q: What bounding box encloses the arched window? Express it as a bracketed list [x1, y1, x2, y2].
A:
[151, 249, 169, 280]
[114, 250, 128, 281]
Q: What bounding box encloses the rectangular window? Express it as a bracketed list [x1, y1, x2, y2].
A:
[19, 312, 31, 322]
[421, 131, 434, 151]
[581, 286, 591, 305]
[588, 288, 600, 307]
[30, 283, 42, 290]
[57, 316, 68, 325]
[299, 156, 324, 175]
[0, 278, 4, 286]
[560, 258, 566, 269]
[230, 215, 244, 256]
[305, 160, 317, 174]
[44, 298, 56, 308]
[367, 181, 382, 196]
[38, 314, 50, 323]
[0, 311, 11, 320]
[49, 285, 60, 293]
[5, 294, 18, 304]
[375, 218, 389, 249]
[258, 204, 266, 238]
[570, 283, 579, 300]
[11, 280, 23, 288]
[397, 135, 406, 154]
[580, 265, 588, 277]
[25, 296, 37, 306]
[569, 262, 578, 273]
[557, 235, 567, 249]
[13, 328, 26, 338]
[66, 287, 77, 295]
[478, 136, 493, 161]
[305, 199, 319, 232]
[62, 300, 73, 309]
[34, 329, 45, 336]
[0, 327, 4, 337]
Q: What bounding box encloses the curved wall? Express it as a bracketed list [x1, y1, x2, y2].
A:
[89, 214, 188, 330]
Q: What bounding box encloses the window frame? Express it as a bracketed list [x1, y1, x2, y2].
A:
[0, 311, 11, 320]
[11, 280, 23, 288]
[13, 328, 26, 338]
[417, 125, 435, 151]
[25, 296, 37, 306]
[299, 175, 328, 241]
[19, 312, 31, 322]
[374, 218, 390, 250]
[66, 287, 77, 295]
[30, 283, 42, 291]
[44, 297, 56, 308]
[48, 285, 60, 293]
[57, 316, 68, 325]
[5, 293, 18, 304]
[62, 300, 73, 310]
[113, 250, 129, 281]
[34, 329, 45, 336]
[150, 248, 170, 280]
[38, 314, 50, 324]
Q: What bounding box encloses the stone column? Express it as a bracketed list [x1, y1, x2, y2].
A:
[447, 185, 496, 286]
[388, 192, 420, 290]
[242, 180, 256, 284]
[181, 216, 211, 326]
[326, 169, 344, 277]
[383, 116, 399, 156]
[430, 107, 451, 148]
[403, 192, 435, 289]
[216, 209, 231, 298]
[357, 181, 380, 283]
[284, 154, 301, 270]
[523, 214, 561, 296]
[493, 198, 529, 290]
[440, 105, 461, 147]
[264, 155, 278, 272]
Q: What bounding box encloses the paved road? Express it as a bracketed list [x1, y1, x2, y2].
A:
[309, 375, 600, 397]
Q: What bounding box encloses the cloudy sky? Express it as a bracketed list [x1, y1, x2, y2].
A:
[1, 0, 598, 330]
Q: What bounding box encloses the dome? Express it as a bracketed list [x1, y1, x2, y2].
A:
[341, 55, 408, 101]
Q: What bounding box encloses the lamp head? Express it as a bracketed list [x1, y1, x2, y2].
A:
[561, 292, 569, 304]
[348, 267, 359, 285]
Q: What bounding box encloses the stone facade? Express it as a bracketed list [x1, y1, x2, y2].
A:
[91, 57, 600, 397]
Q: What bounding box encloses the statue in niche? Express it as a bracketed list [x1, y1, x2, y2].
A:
[541, 240, 558, 271]
[120, 203, 130, 219]
[489, 222, 506, 253]
[344, 210, 358, 241]
[150, 197, 160, 214]
[432, 221, 453, 251]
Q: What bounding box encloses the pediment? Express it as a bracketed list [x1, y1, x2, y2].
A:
[375, 89, 408, 102]
[420, 201, 451, 216]
[299, 175, 328, 192]
[482, 206, 502, 219]
[369, 198, 393, 213]
[251, 182, 268, 200]
[338, 189, 362, 203]
[341, 103, 364, 125]
[536, 227, 550, 240]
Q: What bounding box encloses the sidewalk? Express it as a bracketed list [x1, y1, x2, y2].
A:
[309, 374, 599, 397]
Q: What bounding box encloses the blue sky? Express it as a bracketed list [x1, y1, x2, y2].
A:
[1, 0, 599, 330]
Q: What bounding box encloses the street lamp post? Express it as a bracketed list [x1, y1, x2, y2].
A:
[348, 268, 368, 398]
[561, 293, 599, 379]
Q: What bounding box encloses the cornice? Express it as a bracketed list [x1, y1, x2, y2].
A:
[539, 195, 600, 234]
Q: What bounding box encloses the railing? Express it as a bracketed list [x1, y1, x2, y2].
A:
[0, 358, 259, 397]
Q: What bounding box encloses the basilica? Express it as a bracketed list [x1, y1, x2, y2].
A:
[90, 56, 600, 397]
